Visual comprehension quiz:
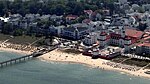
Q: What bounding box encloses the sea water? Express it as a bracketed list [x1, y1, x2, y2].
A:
[0, 51, 150, 84]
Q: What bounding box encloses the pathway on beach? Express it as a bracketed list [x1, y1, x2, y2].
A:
[140, 63, 150, 70]
[0, 39, 10, 47]
[120, 57, 132, 63]
[28, 37, 44, 46]
[23, 37, 44, 50]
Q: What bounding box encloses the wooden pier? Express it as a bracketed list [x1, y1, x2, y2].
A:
[0, 54, 33, 68]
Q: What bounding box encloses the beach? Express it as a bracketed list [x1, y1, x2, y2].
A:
[0, 42, 37, 55]
[38, 49, 150, 79]
[0, 43, 150, 79]
[0, 47, 31, 55]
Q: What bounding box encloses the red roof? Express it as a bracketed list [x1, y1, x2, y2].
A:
[66, 15, 78, 20]
[137, 42, 150, 47]
[91, 12, 97, 16]
[82, 19, 91, 24]
[100, 32, 107, 36]
[124, 36, 131, 40]
[125, 29, 144, 38]
[84, 10, 93, 15]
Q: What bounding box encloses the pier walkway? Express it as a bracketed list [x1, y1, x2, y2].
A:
[0, 45, 58, 68]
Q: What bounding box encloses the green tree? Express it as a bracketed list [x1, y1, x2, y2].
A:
[2, 23, 12, 34]
[13, 28, 23, 36]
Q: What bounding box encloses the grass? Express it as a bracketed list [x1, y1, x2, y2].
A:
[111, 56, 129, 63]
[0, 33, 44, 45]
[122, 58, 149, 67]
[8, 35, 41, 45]
[0, 34, 11, 41]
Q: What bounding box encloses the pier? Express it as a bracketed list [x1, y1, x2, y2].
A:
[0, 45, 58, 68]
[0, 54, 33, 68]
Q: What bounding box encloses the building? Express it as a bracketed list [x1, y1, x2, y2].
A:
[142, 4, 150, 12]
[136, 41, 150, 55]
[83, 32, 97, 46]
[118, 0, 127, 4]
[61, 26, 89, 40]
[49, 26, 65, 36]
[66, 15, 78, 24]
[83, 23, 144, 53]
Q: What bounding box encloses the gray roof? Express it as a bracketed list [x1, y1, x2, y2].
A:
[63, 26, 88, 32]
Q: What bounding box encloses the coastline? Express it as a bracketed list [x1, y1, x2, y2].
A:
[38, 49, 150, 79]
[0, 47, 31, 55]
[0, 46, 150, 79]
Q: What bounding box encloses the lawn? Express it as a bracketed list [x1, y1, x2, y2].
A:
[9, 36, 38, 45]
[0, 34, 11, 41]
[0, 34, 44, 45]
[111, 56, 129, 63]
[122, 58, 149, 67]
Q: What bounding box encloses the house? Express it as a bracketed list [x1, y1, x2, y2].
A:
[136, 41, 150, 55]
[118, 0, 127, 4]
[25, 14, 40, 22]
[142, 4, 150, 12]
[82, 23, 144, 52]
[39, 14, 51, 21]
[84, 10, 93, 19]
[82, 19, 92, 24]
[50, 15, 63, 21]
[19, 19, 28, 29]
[8, 14, 22, 26]
[66, 15, 78, 24]
[83, 32, 97, 46]
[61, 26, 89, 40]
[49, 26, 65, 36]
[0, 17, 9, 22]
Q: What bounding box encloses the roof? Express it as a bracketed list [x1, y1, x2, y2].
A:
[137, 42, 150, 47]
[125, 29, 144, 38]
[84, 10, 93, 15]
[82, 19, 91, 24]
[124, 36, 131, 40]
[100, 32, 107, 36]
[66, 15, 78, 20]
[63, 26, 88, 32]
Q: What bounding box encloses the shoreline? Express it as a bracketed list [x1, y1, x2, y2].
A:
[0, 47, 31, 55]
[38, 49, 150, 79]
[0, 46, 150, 79]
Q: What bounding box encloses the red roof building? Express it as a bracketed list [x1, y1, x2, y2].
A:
[84, 10, 93, 15]
[66, 15, 78, 20]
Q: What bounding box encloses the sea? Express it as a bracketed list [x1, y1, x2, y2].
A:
[0, 51, 150, 84]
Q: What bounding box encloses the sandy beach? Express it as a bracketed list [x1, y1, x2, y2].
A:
[0, 47, 31, 55]
[0, 44, 150, 79]
[38, 49, 150, 79]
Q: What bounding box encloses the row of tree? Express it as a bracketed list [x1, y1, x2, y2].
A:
[0, 0, 118, 17]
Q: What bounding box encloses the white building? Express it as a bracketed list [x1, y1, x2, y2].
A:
[61, 26, 89, 40]
[118, 0, 127, 4]
[83, 32, 97, 46]
[142, 4, 150, 13]
[83, 23, 144, 53]
[136, 41, 150, 55]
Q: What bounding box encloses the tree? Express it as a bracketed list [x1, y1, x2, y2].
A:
[72, 3, 84, 15]
[138, 23, 147, 31]
[2, 23, 13, 34]
[55, 4, 66, 15]
[13, 28, 23, 36]
[78, 15, 86, 23]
